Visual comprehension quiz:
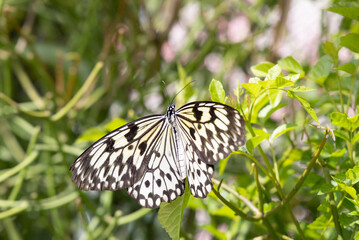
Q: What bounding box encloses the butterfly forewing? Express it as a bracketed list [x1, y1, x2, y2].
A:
[70, 115, 164, 191]
[70, 101, 245, 209]
[176, 101, 245, 164]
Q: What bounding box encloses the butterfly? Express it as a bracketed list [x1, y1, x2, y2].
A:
[70, 101, 245, 208]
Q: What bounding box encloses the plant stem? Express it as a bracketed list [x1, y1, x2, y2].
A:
[266, 129, 328, 218]
[320, 159, 344, 238]
[211, 187, 259, 222]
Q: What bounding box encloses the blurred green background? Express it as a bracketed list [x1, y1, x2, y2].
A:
[1, 0, 357, 239]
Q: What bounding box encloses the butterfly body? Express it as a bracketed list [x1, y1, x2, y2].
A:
[70, 101, 245, 208]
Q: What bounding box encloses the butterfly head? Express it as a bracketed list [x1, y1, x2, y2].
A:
[166, 104, 176, 125]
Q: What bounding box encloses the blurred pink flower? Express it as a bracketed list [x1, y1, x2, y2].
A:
[168, 22, 187, 52]
[338, 47, 353, 63]
[204, 53, 223, 73]
[180, 2, 200, 27]
[227, 15, 251, 43]
[161, 41, 176, 62]
[277, 0, 322, 63]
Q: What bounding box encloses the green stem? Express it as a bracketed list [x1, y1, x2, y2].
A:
[266, 129, 328, 218]
[320, 159, 344, 238]
[335, 71, 344, 112]
[51, 61, 103, 121]
[211, 187, 259, 222]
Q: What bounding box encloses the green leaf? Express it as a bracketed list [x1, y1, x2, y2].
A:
[258, 103, 287, 122]
[250, 62, 275, 77]
[341, 33, 359, 53]
[330, 148, 346, 158]
[263, 202, 278, 213]
[339, 212, 359, 227]
[329, 3, 359, 21]
[267, 89, 282, 107]
[209, 79, 227, 103]
[333, 176, 358, 201]
[77, 127, 107, 142]
[309, 55, 333, 85]
[269, 123, 297, 142]
[336, 63, 356, 74]
[318, 184, 334, 195]
[78, 118, 127, 141]
[212, 206, 236, 219]
[278, 56, 304, 74]
[105, 118, 127, 131]
[308, 215, 334, 229]
[258, 78, 293, 89]
[276, 77, 294, 87]
[346, 166, 359, 185]
[330, 112, 359, 131]
[219, 154, 230, 175]
[333, 129, 350, 142]
[290, 86, 315, 92]
[287, 91, 319, 123]
[158, 180, 190, 240]
[323, 41, 338, 62]
[353, 132, 359, 144]
[241, 83, 262, 97]
[246, 134, 269, 154]
[266, 64, 282, 80]
[284, 73, 301, 82]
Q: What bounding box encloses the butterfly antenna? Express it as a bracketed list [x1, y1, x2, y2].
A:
[171, 80, 195, 104]
[162, 80, 171, 106]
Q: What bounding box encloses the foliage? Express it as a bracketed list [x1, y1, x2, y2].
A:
[0, 0, 359, 240]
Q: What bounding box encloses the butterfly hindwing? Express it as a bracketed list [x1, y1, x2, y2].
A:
[128, 126, 185, 208]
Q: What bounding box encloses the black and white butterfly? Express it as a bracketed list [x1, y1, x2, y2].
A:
[70, 101, 245, 208]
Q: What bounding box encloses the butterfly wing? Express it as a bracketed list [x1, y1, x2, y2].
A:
[70, 114, 185, 209]
[70, 114, 166, 191]
[128, 125, 185, 208]
[175, 101, 245, 197]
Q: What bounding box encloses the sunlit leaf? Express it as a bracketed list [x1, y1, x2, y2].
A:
[309, 55, 333, 85]
[77, 127, 107, 142]
[241, 83, 262, 97]
[287, 91, 319, 123]
[323, 41, 338, 62]
[209, 79, 227, 103]
[250, 62, 275, 77]
[269, 123, 297, 142]
[258, 103, 287, 122]
[105, 118, 127, 131]
[290, 86, 315, 92]
[266, 64, 282, 81]
[353, 132, 359, 145]
[336, 63, 356, 74]
[246, 134, 269, 154]
[329, 3, 359, 21]
[330, 148, 346, 158]
[158, 180, 190, 240]
[346, 166, 359, 185]
[330, 112, 359, 131]
[308, 215, 333, 229]
[340, 33, 359, 53]
[278, 56, 304, 74]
